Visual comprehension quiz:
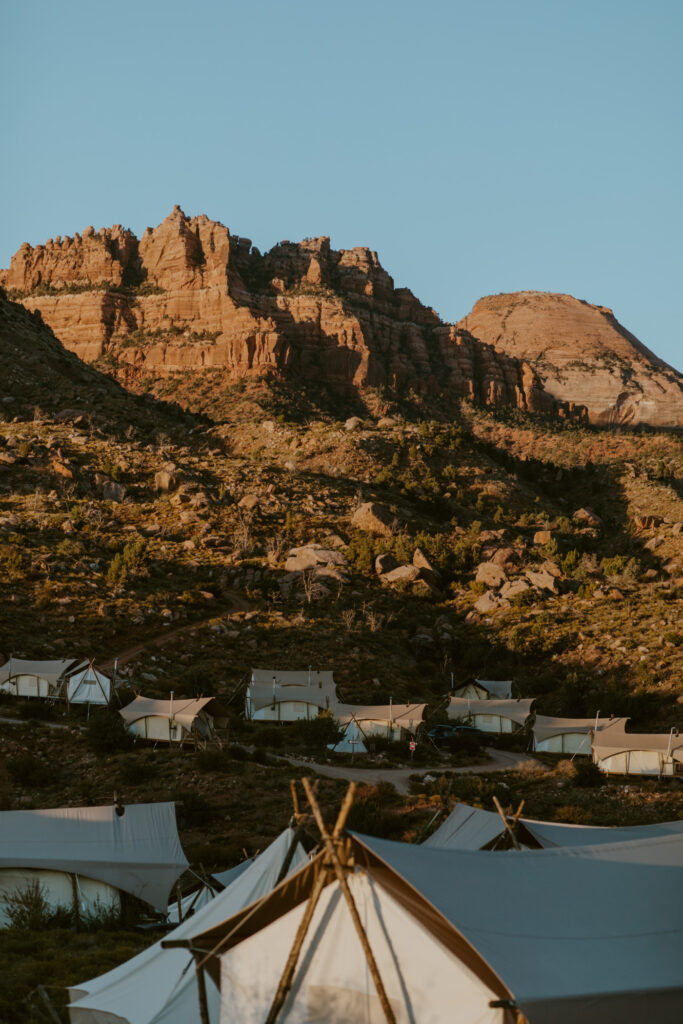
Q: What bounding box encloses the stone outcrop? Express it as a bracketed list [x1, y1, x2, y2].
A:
[458, 291, 682, 429]
[3, 213, 680, 427]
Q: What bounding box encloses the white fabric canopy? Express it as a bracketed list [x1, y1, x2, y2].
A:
[120, 696, 213, 729]
[68, 828, 307, 1024]
[335, 702, 426, 731]
[592, 724, 683, 760]
[0, 803, 188, 912]
[0, 657, 83, 686]
[362, 834, 683, 1024]
[447, 697, 534, 726]
[424, 803, 506, 850]
[532, 714, 629, 744]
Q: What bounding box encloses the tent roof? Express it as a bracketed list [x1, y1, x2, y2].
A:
[473, 679, 513, 698]
[532, 714, 629, 743]
[0, 657, 83, 685]
[248, 684, 335, 713]
[68, 828, 307, 1024]
[0, 802, 187, 911]
[359, 834, 683, 1023]
[592, 724, 683, 760]
[424, 803, 505, 850]
[68, 665, 111, 685]
[119, 695, 213, 728]
[335, 702, 426, 729]
[448, 697, 534, 725]
[250, 669, 336, 688]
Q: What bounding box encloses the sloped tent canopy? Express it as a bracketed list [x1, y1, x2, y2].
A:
[0, 657, 83, 698]
[182, 832, 683, 1024]
[167, 859, 252, 925]
[331, 702, 426, 749]
[246, 669, 338, 722]
[120, 696, 214, 744]
[447, 697, 534, 733]
[65, 664, 112, 706]
[592, 723, 683, 776]
[452, 679, 514, 700]
[0, 803, 188, 918]
[68, 828, 307, 1024]
[425, 799, 683, 851]
[532, 715, 630, 754]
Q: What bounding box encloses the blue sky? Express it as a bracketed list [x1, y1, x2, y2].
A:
[2, 0, 681, 370]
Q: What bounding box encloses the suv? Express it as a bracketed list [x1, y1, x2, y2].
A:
[428, 723, 487, 747]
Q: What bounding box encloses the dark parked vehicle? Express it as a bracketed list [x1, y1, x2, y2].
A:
[428, 723, 487, 747]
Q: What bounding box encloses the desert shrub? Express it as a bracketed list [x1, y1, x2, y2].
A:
[344, 784, 397, 838]
[17, 699, 55, 721]
[226, 743, 252, 761]
[117, 757, 154, 786]
[253, 725, 284, 749]
[196, 749, 232, 774]
[86, 709, 134, 755]
[574, 760, 603, 788]
[7, 753, 51, 788]
[3, 880, 59, 929]
[290, 712, 344, 753]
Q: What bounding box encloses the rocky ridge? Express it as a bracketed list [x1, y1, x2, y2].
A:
[2, 208, 681, 427]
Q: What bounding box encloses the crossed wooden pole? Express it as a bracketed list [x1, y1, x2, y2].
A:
[492, 796, 525, 851]
[264, 778, 397, 1024]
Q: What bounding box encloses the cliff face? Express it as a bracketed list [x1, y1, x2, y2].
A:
[458, 292, 682, 429]
[4, 209, 678, 427]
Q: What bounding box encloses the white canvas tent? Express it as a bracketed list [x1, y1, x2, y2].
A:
[334, 702, 426, 745]
[68, 828, 307, 1024]
[0, 803, 188, 925]
[447, 697, 534, 733]
[425, 799, 683, 852]
[592, 723, 683, 777]
[183, 832, 683, 1024]
[65, 664, 112, 706]
[452, 679, 514, 700]
[0, 657, 83, 699]
[167, 860, 252, 924]
[246, 669, 338, 722]
[120, 696, 215, 745]
[532, 714, 629, 755]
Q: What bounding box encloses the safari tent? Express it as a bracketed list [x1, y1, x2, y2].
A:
[447, 697, 534, 734]
[68, 828, 307, 1024]
[452, 678, 514, 700]
[245, 669, 338, 722]
[64, 664, 112, 706]
[0, 802, 188, 926]
[119, 695, 215, 746]
[532, 714, 629, 755]
[334, 702, 426, 745]
[425, 799, 683, 852]
[0, 657, 82, 699]
[592, 723, 683, 777]
[167, 860, 252, 924]
[179, 832, 683, 1024]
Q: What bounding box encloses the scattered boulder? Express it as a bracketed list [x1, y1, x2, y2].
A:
[671, 522, 682, 536]
[376, 417, 396, 428]
[344, 417, 363, 432]
[475, 561, 507, 589]
[413, 548, 440, 578]
[285, 544, 347, 572]
[634, 514, 663, 531]
[479, 529, 506, 544]
[238, 493, 259, 511]
[61, 519, 75, 534]
[375, 552, 398, 576]
[94, 473, 127, 502]
[490, 546, 519, 567]
[526, 569, 559, 593]
[644, 536, 664, 552]
[351, 502, 395, 536]
[573, 507, 602, 527]
[474, 590, 503, 614]
[383, 565, 421, 585]
[154, 465, 178, 492]
[51, 458, 74, 480]
[533, 530, 553, 546]
[539, 559, 562, 578]
[500, 578, 531, 600]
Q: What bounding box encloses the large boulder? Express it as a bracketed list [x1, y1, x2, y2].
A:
[573, 507, 602, 527]
[490, 546, 520, 567]
[352, 502, 395, 536]
[500, 578, 531, 600]
[526, 569, 559, 593]
[474, 590, 502, 614]
[375, 552, 398, 576]
[475, 561, 507, 588]
[154, 464, 178, 492]
[285, 544, 347, 572]
[533, 530, 553, 546]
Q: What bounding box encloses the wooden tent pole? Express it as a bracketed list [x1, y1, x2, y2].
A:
[302, 779, 397, 1024]
[493, 796, 522, 851]
[275, 779, 316, 886]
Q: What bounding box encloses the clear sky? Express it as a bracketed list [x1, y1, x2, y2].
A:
[2, 0, 681, 370]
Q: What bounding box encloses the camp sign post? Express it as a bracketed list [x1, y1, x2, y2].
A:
[409, 740, 416, 759]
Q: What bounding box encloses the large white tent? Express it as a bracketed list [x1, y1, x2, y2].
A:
[0, 803, 188, 925]
[425, 799, 683, 852]
[0, 657, 83, 699]
[183, 832, 683, 1024]
[532, 714, 629, 755]
[592, 723, 683, 777]
[447, 697, 534, 733]
[167, 860, 252, 924]
[120, 696, 215, 745]
[334, 702, 426, 745]
[246, 669, 338, 722]
[65, 664, 112, 706]
[452, 679, 514, 700]
[68, 828, 307, 1024]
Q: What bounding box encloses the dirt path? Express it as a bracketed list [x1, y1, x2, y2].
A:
[283, 748, 543, 795]
[99, 591, 251, 671]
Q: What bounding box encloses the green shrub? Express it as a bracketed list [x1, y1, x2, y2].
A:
[7, 754, 51, 788]
[86, 710, 133, 755]
[574, 760, 603, 788]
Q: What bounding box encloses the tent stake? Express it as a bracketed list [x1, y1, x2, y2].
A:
[302, 778, 397, 1024]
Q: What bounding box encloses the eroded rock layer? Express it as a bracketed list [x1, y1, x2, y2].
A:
[457, 292, 682, 428]
[2, 209, 679, 426]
